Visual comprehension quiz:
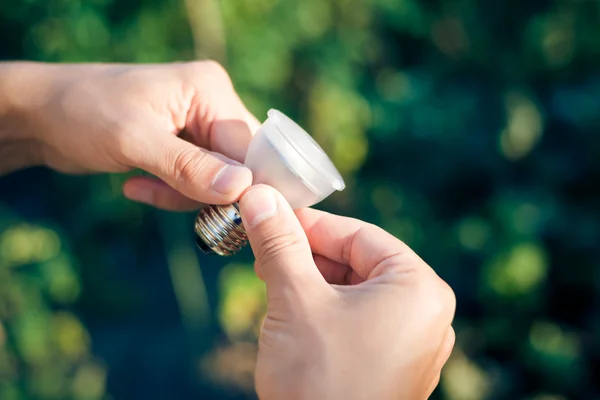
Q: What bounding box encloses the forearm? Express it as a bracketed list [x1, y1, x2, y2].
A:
[0, 62, 55, 175]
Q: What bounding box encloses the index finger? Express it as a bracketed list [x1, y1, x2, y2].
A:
[296, 208, 427, 280]
[179, 62, 256, 163]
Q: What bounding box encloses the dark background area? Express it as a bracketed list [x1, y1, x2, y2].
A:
[1, 0, 599, 399]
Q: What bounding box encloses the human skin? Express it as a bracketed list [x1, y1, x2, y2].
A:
[0, 61, 456, 399]
[0, 61, 257, 209]
[239, 185, 456, 400]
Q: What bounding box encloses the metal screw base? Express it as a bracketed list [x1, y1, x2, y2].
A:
[194, 203, 247, 256]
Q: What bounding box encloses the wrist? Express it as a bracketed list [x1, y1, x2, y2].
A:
[0, 62, 60, 140]
[0, 62, 59, 173]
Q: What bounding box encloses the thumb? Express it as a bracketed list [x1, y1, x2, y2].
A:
[135, 134, 253, 205]
[239, 185, 326, 298]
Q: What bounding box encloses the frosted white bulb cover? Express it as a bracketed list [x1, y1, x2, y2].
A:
[244, 109, 345, 209]
[194, 109, 345, 256]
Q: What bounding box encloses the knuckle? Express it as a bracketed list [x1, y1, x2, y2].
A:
[439, 279, 457, 315]
[256, 230, 306, 267]
[426, 277, 456, 321]
[447, 327, 456, 349]
[375, 252, 420, 281]
[183, 60, 208, 75]
[406, 269, 455, 324]
[185, 60, 232, 86]
[202, 60, 230, 80]
[170, 146, 209, 185]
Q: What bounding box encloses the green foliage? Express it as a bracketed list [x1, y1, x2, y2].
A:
[1, 0, 600, 399]
[0, 216, 104, 399]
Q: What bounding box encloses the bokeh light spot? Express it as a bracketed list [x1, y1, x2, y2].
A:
[218, 263, 266, 340]
[499, 91, 544, 160]
[442, 348, 492, 400]
[0, 225, 61, 267]
[485, 243, 547, 297]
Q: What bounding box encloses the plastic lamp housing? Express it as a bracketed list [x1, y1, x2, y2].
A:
[194, 109, 345, 256]
[245, 109, 345, 206]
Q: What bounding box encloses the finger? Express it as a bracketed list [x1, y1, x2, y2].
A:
[239, 185, 327, 300]
[133, 134, 253, 205]
[436, 327, 456, 370]
[312, 254, 349, 285]
[296, 208, 424, 280]
[244, 109, 262, 134]
[180, 62, 255, 163]
[425, 373, 441, 399]
[206, 118, 253, 163]
[425, 327, 455, 398]
[312, 254, 365, 285]
[123, 176, 202, 211]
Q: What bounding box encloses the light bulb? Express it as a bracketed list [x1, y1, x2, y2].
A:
[194, 109, 345, 256]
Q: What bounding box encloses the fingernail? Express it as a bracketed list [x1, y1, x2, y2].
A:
[212, 164, 252, 195]
[124, 186, 154, 205]
[241, 186, 279, 227]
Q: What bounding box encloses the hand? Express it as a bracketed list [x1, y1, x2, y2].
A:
[238, 185, 456, 400]
[1, 61, 258, 209]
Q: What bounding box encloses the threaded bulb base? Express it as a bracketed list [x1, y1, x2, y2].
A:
[194, 203, 247, 256]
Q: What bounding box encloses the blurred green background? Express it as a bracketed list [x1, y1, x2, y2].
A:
[1, 0, 600, 399]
